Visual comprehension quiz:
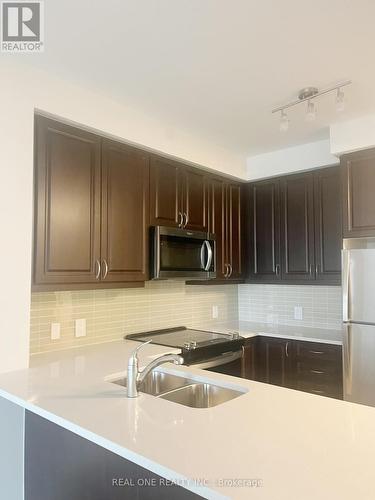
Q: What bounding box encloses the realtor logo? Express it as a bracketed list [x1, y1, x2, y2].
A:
[1, 1, 44, 52]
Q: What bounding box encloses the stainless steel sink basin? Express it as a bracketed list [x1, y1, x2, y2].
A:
[160, 383, 243, 408]
[112, 370, 246, 408]
[112, 370, 192, 397]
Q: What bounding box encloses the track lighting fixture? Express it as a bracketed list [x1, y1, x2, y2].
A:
[272, 80, 351, 130]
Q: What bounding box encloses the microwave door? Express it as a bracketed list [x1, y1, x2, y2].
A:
[153, 227, 214, 279]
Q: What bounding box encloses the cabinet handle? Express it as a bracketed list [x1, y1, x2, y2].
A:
[228, 263, 233, 278]
[285, 341, 289, 357]
[315, 263, 319, 275]
[178, 212, 183, 228]
[309, 350, 324, 355]
[309, 264, 314, 275]
[275, 264, 280, 276]
[310, 369, 325, 374]
[224, 263, 229, 278]
[95, 260, 101, 280]
[183, 212, 188, 228]
[102, 259, 109, 280]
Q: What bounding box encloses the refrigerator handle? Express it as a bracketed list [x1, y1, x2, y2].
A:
[343, 323, 353, 397]
[342, 249, 350, 322]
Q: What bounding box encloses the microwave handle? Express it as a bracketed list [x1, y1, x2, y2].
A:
[201, 240, 213, 271]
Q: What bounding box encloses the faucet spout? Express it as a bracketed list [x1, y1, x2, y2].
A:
[137, 354, 184, 387]
[126, 340, 184, 398]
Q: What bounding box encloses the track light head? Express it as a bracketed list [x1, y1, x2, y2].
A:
[336, 87, 345, 112]
[305, 100, 316, 121]
[279, 109, 289, 131]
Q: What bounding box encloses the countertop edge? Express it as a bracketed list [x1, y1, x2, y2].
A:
[0, 387, 225, 500]
[241, 331, 342, 345]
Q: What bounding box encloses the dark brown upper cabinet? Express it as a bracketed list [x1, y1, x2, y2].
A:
[342, 148, 375, 237]
[226, 183, 243, 280]
[247, 179, 281, 282]
[207, 178, 243, 281]
[149, 156, 182, 228]
[33, 116, 102, 286]
[314, 166, 342, 284]
[246, 166, 342, 285]
[182, 168, 208, 231]
[150, 157, 208, 231]
[208, 178, 226, 279]
[33, 116, 148, 290]
[101, 140, 149, 283]
[280, 172, 316, 281]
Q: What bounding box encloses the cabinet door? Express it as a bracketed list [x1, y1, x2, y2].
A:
[150, 156, 182, 227]
[256, 337, 292, 387]
[242, 338, 258, 380]
[226, 183, 243, 280]
[247, 180, 281, 282]
[101, 140, 149, 282]
[314, 166, 342, 284]
[342, 149, 375, 237]
[183, 168, 208, 231]
[208, 177, 226, 279]
[33, 116, 101, 285]
[280, 173, 315, 281]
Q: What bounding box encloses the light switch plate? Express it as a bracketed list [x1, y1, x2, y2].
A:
[51, 322, 61, 340]
[75, 318, 86, 338]
[294, 306, 303, 320]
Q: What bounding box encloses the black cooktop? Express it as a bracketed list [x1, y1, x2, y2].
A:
[126, 326, 235, 348]
[126, 327, 245, 365]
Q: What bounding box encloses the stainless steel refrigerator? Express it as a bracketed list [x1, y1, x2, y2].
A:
[343, 237, 375, 406]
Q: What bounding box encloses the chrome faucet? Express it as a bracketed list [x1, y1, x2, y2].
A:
[127, 340, 184, 398]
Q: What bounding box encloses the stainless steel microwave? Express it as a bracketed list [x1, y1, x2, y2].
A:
[151, 226, 216, 280]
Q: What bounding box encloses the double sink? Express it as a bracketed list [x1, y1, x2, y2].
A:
[112, 370, 246, 408]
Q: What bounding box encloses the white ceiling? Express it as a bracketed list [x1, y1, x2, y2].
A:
[13, 0, 375, 157]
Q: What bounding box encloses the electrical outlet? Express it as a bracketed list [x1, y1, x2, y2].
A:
[212, 305, 219, 319]
[75, 318, 86, 338]
[51, 322, 61, 340]
[294, 306, 303, 320]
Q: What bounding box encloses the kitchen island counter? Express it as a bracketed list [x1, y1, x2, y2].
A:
[0, 336, 373, 500]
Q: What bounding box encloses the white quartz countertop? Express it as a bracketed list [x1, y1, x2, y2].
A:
[1, 325, 374, 500]
[203, 320, 344, 345]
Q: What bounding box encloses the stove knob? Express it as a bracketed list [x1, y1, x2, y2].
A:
[184, 341, 197, 350]
[231, 331, 240, 340]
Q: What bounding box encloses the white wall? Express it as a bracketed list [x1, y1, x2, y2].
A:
[330, 114, 375, 156]
[0, 60, 246, 373]
[246, 139, 338, 181]
[0, 65, 34, 373]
